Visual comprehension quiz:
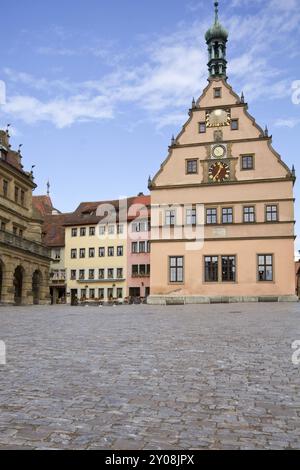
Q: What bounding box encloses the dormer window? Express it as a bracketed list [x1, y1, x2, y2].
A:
[214, 87, 222, 98]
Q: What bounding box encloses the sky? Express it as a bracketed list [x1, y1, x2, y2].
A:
[0, 0, 299, 253]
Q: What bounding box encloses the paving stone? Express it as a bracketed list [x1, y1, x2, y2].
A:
[0, 303, 300, 450]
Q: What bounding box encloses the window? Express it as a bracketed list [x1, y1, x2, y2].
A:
[132, 265, 139, 277]
[89, 269, 95, 280]
[206, 208, 217, 224]
[205, 256, 218, 282]
[99, 225, 105, 235]
[13, 226, 18, 235]
[79, 270, 85, 280]
[231, 119, 239, 130]
[108, 225, 115, 235]
[186, 159, 198, 174]
[98, 288, 104, 299]
[222, 256, 236, 282]
[71, 228, 77, 237]
[20, 190, 25, 206]
[132, 221, 148, 232]
[14, 186, 19, 203]
[266, 205, 278, 222]
[99, 269, 105, 280]
[89, 289, 95, 299]
[165, 210, 176, 226]
[132, 242, 138, 253]
[107, 288, 114, 299]
[117, 268, 123, 279]
[139, 264, 146, 276]
[108, 246, 114, 257]
[54, 248, 61, 260]
[139, 241, 146, 253]
[241, 155, 254, 170]
[199, 122, 206, 133]
[117, 246, 123, 256]
[71, 249, 77, 259]
[70, 270, 76, 280]
[108, 268, 114, 279]
[19, 229, 23, 237]
[89, 227, 95, 236]
[79, 248, 86, 258]
[80, 289, 87, 300]
[222, 207, 233, 224]
[89, 248, 95, 258]
[3, 180, 8, 197]
[147, 241, 151, 253]
[186, 208, 196, 225]
[80, 227, 86, 236]
[99, 247, 105, 257]
[169, 257, 184, 283]
[258, 255, 273, 281]
[146, 264, 150, 276]
[214, 87, 222, 98]
[244, 206, 255, 223]
[0, 220, 6, 231]
[117, 224, 124, 234]
[117, 288, 123, 299]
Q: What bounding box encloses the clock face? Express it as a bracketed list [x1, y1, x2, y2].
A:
[206, 109, 231, 127]
[212, 144, 226, 159]
[208, 161, 230, 182]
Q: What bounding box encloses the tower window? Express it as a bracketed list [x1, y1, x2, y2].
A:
[241, 155, 254, 170]
[222, 207, 233, 224]
[214, 87, 222, 98]
[169, 256, 184, 283]
[199, 122, 206, 133]
[231, 119, 239, 131]
[186, 159, 198, 174]
[258, 255, 273, 281]
[222, 256, 236, 282]
[266, 205, 278, 222]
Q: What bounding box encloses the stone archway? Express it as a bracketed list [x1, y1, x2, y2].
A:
[0, 260, 4, 303]
[32, 270, 42, 305]
[14, 266, 24, 305]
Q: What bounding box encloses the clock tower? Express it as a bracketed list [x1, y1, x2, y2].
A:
[148, 1, 297, 304]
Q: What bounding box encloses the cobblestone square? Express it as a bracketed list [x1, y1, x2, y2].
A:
[0, 303, 299, 450]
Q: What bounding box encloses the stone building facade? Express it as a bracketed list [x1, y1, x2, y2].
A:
[0, 129, 51, 305]
[148, 2, 297, 304]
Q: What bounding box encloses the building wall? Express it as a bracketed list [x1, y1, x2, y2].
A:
[127, 222, 150, 298]
[65, 223, 127, 302]
[149, 78, 296, 302]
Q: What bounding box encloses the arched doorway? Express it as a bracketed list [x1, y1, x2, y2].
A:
[32, 270, 42, 305]
[14, 266, 24, 305]
[0, 260, 4, 303]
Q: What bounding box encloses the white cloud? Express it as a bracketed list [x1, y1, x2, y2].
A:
[274, 118, 300, 128]
[1, 0, 299, 129]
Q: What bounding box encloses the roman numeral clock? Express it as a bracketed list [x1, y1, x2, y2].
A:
[202, 108, 237, 184]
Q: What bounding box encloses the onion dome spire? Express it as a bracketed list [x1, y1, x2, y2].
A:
[205, 1, 228, 80]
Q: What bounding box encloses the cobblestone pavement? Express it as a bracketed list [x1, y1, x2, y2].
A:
[0, 303, 299, 450]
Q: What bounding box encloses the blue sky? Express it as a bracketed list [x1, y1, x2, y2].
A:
[0, 0, 299, 253]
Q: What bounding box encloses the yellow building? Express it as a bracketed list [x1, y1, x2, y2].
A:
[148, 2, 297, 304]
[0, 129, 51, 305]
[64, 200, 127, 303]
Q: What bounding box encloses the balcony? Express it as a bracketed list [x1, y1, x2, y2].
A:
[50, 269, 66, 284]
[0, 229, 51, 259]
